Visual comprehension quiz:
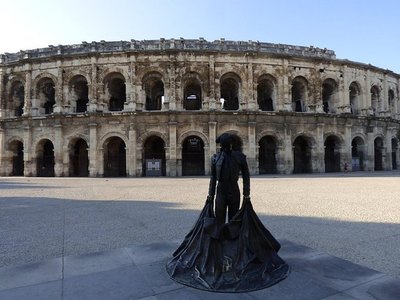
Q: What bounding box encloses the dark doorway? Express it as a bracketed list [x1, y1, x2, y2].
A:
[108, 78, 126, 111]
[184, 82, 202, 110]
[71, 75, 89, 113]
[259, 136, 277, 174]
[182, 136, 205, 176]
[143, 136, 166, 176]
[70, 139, 89, 176]
[104, 137, 126, 177]
[220, 77, 239, 110]
[10, 141, 24, 176]
[257, 79, 274, 111]
[293, 136, 312, 173]
[374, 138, 383, 171]
[324, 136, 341, 172]
[392, 139, 398, 170]
[37, 140, 55, 177]
[145, 79, 164, 111]
[351, 137, 364, 171]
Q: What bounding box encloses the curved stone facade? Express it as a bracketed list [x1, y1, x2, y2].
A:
[0, 38, 399, 177]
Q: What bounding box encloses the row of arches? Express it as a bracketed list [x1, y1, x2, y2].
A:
[5, 71, 398, 116]
[8, 134, 398, 177]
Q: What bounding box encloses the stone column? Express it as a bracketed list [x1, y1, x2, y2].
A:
[208, 121, 217, 155]
[385, 128, 393, 170]
[127, 124, 137, 176]
[23, 70, 32, 116]
[88, 122, 98, 177]
[0, 69, 4, 118]
[54, 61, 63, 113]
[168, 122, 177, 176]
[363, 70, 371, 115]
[366, 132, 375, 171]
[208, 56, 216, 110]
[247, 122, 257, 174]
[54, 124, 64, 176]
[315, 123, 325, 173]
[23, 125, 33, 176]
[88, 58, 98, 112]
[383, 74, 388, 116]
[283, 125, 293, 174]
[125, 60, 136, 111]
[0, 126, 5, 175]
[343, 124, 353, 171]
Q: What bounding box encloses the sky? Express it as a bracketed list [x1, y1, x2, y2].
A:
[1, 0, 400, 73]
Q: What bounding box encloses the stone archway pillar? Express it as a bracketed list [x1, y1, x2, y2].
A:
[88, 122, 98, 177]
[54, 124, 64, 176]
[366, 133, 375, 171]
[0, 127, 5, 176]
[168, 122, 177, 176]
[284, 127, 293, 174]
[247, 122, 257, 175]
[315, 123, 325, 173]
[23, 125, 33, 176]
[127, 125, 137, 176]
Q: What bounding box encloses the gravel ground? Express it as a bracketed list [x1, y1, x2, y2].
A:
[0, 173, 399, 278]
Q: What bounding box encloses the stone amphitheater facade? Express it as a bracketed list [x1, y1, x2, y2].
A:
[0, 38, 399, 177]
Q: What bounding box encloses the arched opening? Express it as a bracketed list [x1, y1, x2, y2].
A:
[258, 136, 277, 174]
[144, 75, 164, 111]
[371, 85, 380, 116]
[293, 136, 312, 173]
[322, 79, 337, 113]
[257, 77, 275, 111]
[351, 137, 365, 171]
[292, 77, 307, 112]
[10, 81, 25, 116]
[324, 135, 341, 172]
[220, 75, 239, 110]
[105, 73, 126, 111]
[349, 82, 360, 115]
[182, 136, 205, 176]
[388, 89, 395, 114]
[103, 137, 126, 177]
[37, 139, 55, 177]
[70, 75, 89, 113]
[69, 138, 89, 177]
[9, 140, 24, 176]
[37, 78, 55, 115]
[183, 80, 202, 110]
[143, 136, 166, 176]
[374, 137, 384, 171]
[392, 138, 398, 170]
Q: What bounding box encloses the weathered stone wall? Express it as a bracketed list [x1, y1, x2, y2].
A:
[0, 39, 399, 177]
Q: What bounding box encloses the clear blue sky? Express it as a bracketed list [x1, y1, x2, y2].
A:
[1, 0, 400, 73]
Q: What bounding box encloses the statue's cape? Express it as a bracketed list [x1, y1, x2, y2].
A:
[166, 199, 290, 292]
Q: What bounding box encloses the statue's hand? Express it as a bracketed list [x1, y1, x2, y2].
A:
[243, 195, 251, 203]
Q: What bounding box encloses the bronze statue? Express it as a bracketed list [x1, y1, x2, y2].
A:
[166, 133, 289, 292]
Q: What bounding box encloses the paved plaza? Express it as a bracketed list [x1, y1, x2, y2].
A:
[0, 173, 400, 299]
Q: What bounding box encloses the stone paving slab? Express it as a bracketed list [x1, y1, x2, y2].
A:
[0, 240, 399, 300]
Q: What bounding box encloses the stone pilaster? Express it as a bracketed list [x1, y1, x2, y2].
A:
[127, 124, 137, 176]
[54, 124, 64, 176]
[247, 122, 257, 174]
[315, 123, 325, 172]
[88, 122, 98, 177]
[54, 61, 63, 113]
[168, 121, 177, 176]
[283, 125, 293, 174]
[0, 126, 5, 175]
[23, 125, 33, 176]
[88, 58, 98, 112]
[343, 124, 353, 171]
[0, 69, 4, 118]
[208, 56, 216, 110]
[23, 69, 32, 116]
[366, 132, 375, 171]
[208, 121, 217, 155]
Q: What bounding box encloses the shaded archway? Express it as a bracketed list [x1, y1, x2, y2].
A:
[69, 138, 89, 177]
[182, 136, 205, 176]
[144, 73, 164, 111]
[349, 82, 361, 115]
[37, 78, 55, 115]
[322, 79, 337, 113]
[257, 77, 275, 111]
[292, 77, 307, 112]
[293, 136, 312, 173]
[70, 75, 89, 113]
[392, 138, 398, 170]
[9, 81, 25, 116]
[324, 135, 341, 172]
[183, 80, 202, 110]
[143, 136, 166, 176]
[351, 137, 365, 171]
[37, 139, 55, 177]
[220, 74, 240, 110]
[9, 140, 24, 176]
[258, 136, 277, 174]
[103, 137, 126, 177]
[370, 85, 380, 116]
[374, 137, 384, 171]
[105, 73, 126, 111]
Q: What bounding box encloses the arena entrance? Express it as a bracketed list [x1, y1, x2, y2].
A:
[143, 136, 166, 176]
[37, 139, 55, 177]
[293, 136, 312, 173]
[9, 140, 24, 176]
[324, 135, 341, 172]
[69, 138, 89, 176]
[374, 137, 384, 171]
[258, 136, 277, 174]
[103, 137, 126, 177]
[182, 136, 205, 176]
[351, 137, 365, 171]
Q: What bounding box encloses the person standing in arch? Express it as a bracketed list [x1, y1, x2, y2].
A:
[207, 133, 250, 225]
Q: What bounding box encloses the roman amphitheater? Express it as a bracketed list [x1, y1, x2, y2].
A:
[0, 38, 399, 177]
